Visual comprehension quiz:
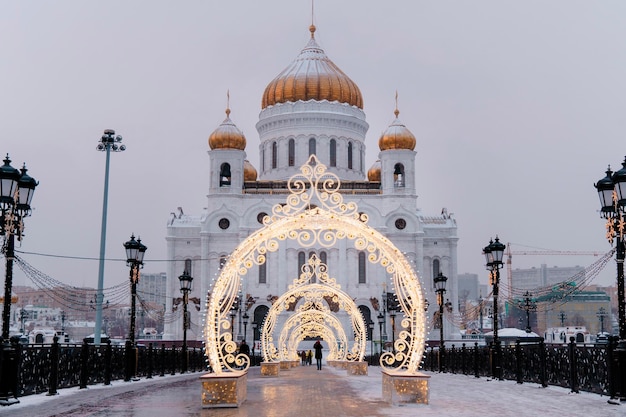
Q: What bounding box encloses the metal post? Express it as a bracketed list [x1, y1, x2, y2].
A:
[2, 233, 15, 340]
[492, 268, 501, 380]
[182, 289, 188, 373]
[129, 265, 137, 346]
[438, 294, 444, 372]
[94, 130, 124, 345]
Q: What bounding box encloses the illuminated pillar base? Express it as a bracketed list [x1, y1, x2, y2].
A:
[346, 361, 368, 376]
[327, 360, 337, 367]
[280, 361, 291, 370]
[200, 371, 247, 408]
[381, 370, 431, 406]
[261, 362, 280, 377]
[336, 360, 348, 370]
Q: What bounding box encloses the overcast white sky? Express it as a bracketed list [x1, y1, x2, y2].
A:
[2, 1, 625, 293]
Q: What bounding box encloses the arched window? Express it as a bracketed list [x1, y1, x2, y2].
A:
[288, 139, 295, 167]
[348, 142, 353, 169]
[184, 259, 192, 275]
[394, 163, 405, 187]
[219, 256, 227, 270]
[309, 138, 316, 156]
[219, 163, 231, 187]
[259, 261, 267, 284]
[433, 259, 440, 278]
[253, 305, 270, 341]
[272, 142, 277, 169]
[320, 251, 327, 267]
[330, 139, 336, 167]
[358, 251, 366, 284]
[298, 251, 306, 278]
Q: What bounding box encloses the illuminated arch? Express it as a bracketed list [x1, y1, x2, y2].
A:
[280, 310, 347, 361]
[204, 155, 426, 374]
[262, 255, 365, 362]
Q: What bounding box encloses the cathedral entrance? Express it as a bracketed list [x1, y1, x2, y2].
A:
[204, 156, 427, 375]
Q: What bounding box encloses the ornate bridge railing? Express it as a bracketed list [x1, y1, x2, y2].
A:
[10, 337, 205, 398]
[421, 338, 612, 396]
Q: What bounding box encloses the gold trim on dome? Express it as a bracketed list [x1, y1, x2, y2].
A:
[378, 105, 416, 151]
[208, 107, 247, 151]
[261, 26, 363, 109]
[368, 160, 381, 182]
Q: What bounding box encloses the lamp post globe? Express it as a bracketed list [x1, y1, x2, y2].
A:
[178, 271, 193, 373]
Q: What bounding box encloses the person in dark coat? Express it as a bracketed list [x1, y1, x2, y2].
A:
[313, 340, 323, 370]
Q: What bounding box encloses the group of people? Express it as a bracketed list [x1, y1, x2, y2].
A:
[239, 339, 324, 370]
[298, 340, 324, 370]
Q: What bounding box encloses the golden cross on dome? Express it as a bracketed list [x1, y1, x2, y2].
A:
[226, 89, 231, 117]
[394, 90, 400, 118]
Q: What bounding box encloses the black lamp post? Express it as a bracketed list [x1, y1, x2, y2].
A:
[0, 154, 37, 405]
[484, 236, 505, 381]
[377, 312, 384, 354]
[389, 310, 397, 354]
[478, 295, 484, 334]
[124, 234, 147, 346]
[251, 322, 258, 366]
[595, 160, 626, 400]
[559, 310, 567, 327]
[518, 291, 537, 333]
[178, 270, 193, 373]
[380, 289, 388, 345]
[434, 272, 448, 372]
[597, 307, 608, 334]
[123, 234, 146, 382]
[242, 311, 249, 343]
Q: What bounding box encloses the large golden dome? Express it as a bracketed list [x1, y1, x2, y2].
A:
[261, 25, 363, 109]
[243, 160, 258, 181]
[367, 160, 381, 182]
[378, 108, 416, 151]
[208, 108, 246, 150]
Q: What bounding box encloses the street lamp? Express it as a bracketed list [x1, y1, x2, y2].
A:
[595, 161, 626, 399]
[597, 307, 608, 334]
[377, 312, 384, 355]
[518, 291, 537, 333]
[242, 311, 249, 343]
[178, 270, 193, 373]
[484, 236, 505, 381]
[94, 130, 125, 345]
[0, 154, 37, 405]
[389, 309, 396, 354]
[124, 234, 146, 346]
[434, 272, 447, 372]
[251, 322, 258, 366]
[230, 308, 237, 339]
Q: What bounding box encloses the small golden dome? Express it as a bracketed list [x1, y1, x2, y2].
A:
[261, 25, 363, 109]
[208, 107, 246, 150]
[367, 160, 381, 182]
[378, 108, 416, 151]
[243, 160, 257, 181]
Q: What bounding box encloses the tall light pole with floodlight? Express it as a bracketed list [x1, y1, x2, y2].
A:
[0, 154, 37, 405]
[483, 236, 505, 381]
[434, 272, 447, 372]
[178, 270, 193, 373]
[94, 130, 125, 345]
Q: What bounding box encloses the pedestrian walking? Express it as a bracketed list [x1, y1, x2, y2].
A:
[314, 339, 323, 370]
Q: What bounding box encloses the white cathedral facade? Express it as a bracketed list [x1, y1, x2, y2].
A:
[164, 24, 459, 350]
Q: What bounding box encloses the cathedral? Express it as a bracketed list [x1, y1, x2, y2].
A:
[164, 23, 458, 350]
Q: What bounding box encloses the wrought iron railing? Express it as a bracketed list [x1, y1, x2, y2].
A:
[420, 338, 613, 396]
[10, 338, 206, 398]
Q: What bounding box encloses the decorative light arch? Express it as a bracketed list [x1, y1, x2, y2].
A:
[204, 155, 426, 374]
[263, 254, 364, 362]
[281, 311, 347, 361]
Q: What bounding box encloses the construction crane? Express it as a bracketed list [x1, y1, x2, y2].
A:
[505, 243, 604, 300]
